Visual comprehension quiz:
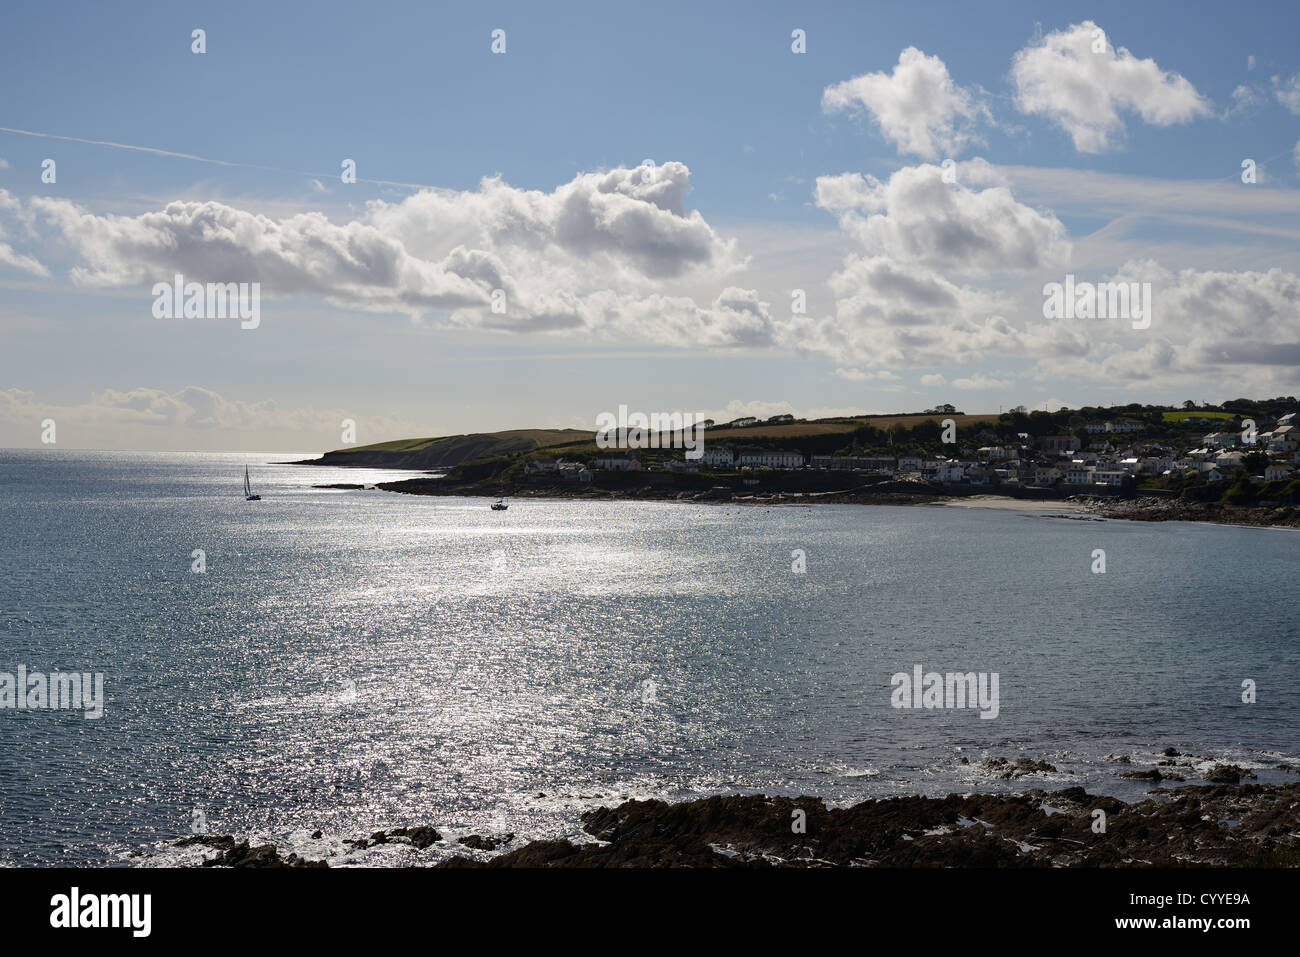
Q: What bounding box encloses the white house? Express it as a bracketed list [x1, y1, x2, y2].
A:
[557, 461, 593, 483]
[700, 448, 734, 468]
[1094, 469, 1128, 487]
[1267, 425, 1297, 451]
[593, 455, 642, 471]
[736, 449, 804, 469]
[1034, 466, 1062, 486]
[936, 465, 966, 482]
[1264, 464, 1294, 481]
[1203, 431, 1239, 449]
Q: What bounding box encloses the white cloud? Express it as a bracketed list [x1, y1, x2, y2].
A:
[1029, 260, 1300, 386]
[2, 165, 769, 348]
[822, 47, 989, 159]
[1011, 21, 1210, 152]
[0, 384, 425, 449]
[779, 162, 1072, 369]
[834, 367, 900, 382]
[0, 189, 48, 275]
[813, 162, 1070, 273]
[921, 374, 947, 387]
[1275, 73, 1300, 115]
[1224, 84, 1263, 119]
[951, 373, 1014, 390]
[1248, 54, 1256, 71]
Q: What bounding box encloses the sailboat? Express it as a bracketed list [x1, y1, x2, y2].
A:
[244, 466, 261, 501]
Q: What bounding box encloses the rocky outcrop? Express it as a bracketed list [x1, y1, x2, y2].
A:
[176, 835, 328, 868]
[979, 757, 1060, 779]
[458, 833, 514, 851]
[437, 784, 1300, 868]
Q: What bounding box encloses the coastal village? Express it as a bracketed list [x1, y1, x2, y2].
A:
[518, 405, 1300, 500]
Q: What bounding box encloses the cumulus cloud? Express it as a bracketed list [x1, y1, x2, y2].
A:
[1011, 21, 1210, 152]
[1029, 260, 1300, 385]
[0, 189, 48, 275]
[775, 162, 1072, 368]
[822, 47, 990, 159]
[1275, 73, 1300, 115]
[813, 163, 1070, 273]
[2, 165, 765, 347]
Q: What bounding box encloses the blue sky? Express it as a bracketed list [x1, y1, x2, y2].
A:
[2, 0, 1298, 449]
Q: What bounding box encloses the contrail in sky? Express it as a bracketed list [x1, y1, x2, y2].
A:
[0, 126, 439, 190]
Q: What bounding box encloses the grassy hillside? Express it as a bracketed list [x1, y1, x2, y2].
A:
[724, 414, 998, 439]
[337, 429, 590, 455]
[302, 428, 592, 470]
[303, 414, 1004, 472]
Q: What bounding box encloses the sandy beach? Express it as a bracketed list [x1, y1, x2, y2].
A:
[939, 495, 1090, 513]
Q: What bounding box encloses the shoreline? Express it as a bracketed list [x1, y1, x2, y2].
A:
[168, 771, 1300, 868]
[332, 477, 1300, 528]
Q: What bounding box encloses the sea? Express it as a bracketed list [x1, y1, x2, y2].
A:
[1, 449, 1296, 866]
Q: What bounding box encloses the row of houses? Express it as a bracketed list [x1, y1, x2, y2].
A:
[522, 412, 1300, 490]
[592, 448, 810, 470]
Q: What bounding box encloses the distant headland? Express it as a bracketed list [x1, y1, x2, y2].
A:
[299, 400, 1300, 527]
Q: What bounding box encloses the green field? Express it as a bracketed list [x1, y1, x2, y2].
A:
[1162, 411, 1235, 423]
[336, 429, 591, 454]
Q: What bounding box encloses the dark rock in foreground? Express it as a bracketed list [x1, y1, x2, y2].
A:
[176, 835, 328, 868]
[979, 757, 1060, 779]
[458, 833, 514, 851]
[438, 785, 1300, 868]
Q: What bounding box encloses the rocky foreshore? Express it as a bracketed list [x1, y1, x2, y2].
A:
[1083, 495, 1300, 528]
[170, 777, 1300, 868]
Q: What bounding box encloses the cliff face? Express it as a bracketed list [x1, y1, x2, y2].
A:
[296, 429, 591, 471]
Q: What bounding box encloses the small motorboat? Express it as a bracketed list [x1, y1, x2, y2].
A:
[490, 498, 508, 511]
[244, 466, 262, 501]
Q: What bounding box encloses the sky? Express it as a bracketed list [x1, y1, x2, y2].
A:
[1, 0, 1298, 451]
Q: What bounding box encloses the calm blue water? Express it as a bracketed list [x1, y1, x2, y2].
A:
[0, 449, 1297, 866]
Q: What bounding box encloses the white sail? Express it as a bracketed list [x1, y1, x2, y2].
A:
[244, 467, 251, 497]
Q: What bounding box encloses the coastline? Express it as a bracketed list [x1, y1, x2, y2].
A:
[337, 477, 1300, 528]
[168, 772, 1300, 868]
